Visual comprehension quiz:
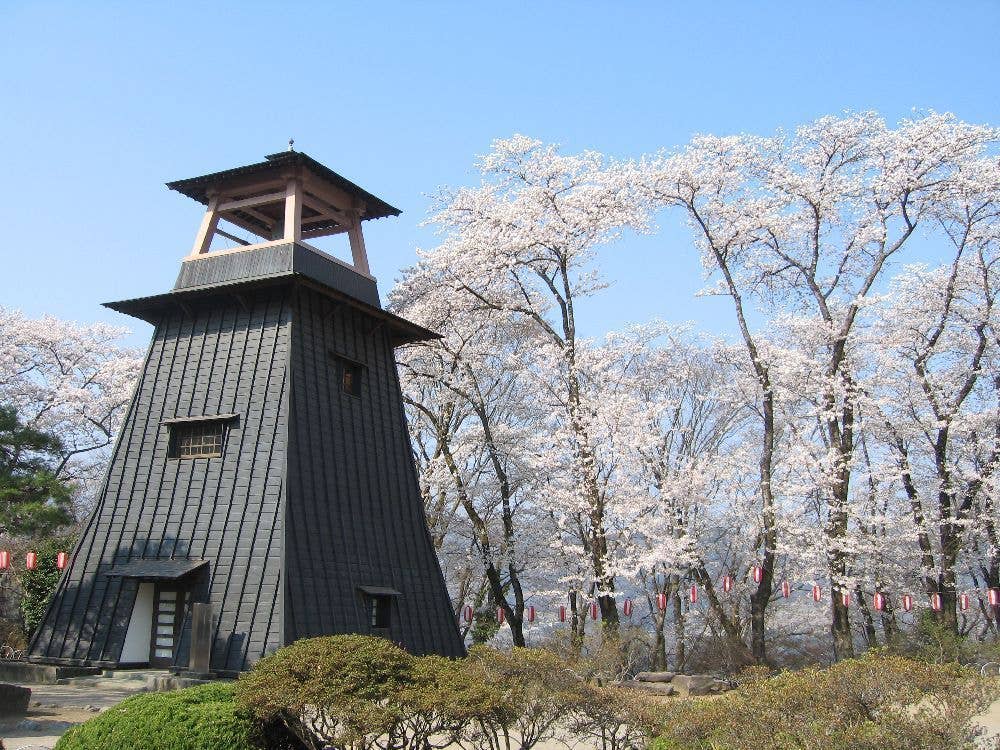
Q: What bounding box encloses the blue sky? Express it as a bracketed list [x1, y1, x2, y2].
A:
[1, 1, 997, 346]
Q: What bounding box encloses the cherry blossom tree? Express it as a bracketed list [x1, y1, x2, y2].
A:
[869, 242, 999, 633]
[411, 136, 654, 633]
[392, 264, 557, 647]
[641, 111, 999, 659]
[0, 307, 142, 512]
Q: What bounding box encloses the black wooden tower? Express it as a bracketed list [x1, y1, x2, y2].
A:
[28, 151, 465, 674]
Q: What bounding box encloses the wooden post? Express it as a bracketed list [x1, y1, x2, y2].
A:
[283, 179, 302, 242]
[347, 217, 370, 275]
[191, 195, 220, 255]
[189, 601, 212, 676]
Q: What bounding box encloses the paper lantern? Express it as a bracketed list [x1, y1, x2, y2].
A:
[960, 593, 970, 611]
[56, 551, 68, 570]
[0, 550, 9, 570]
[722, 575, 733, 593]
[656, 592, 667, 611]
[752, 565, 763, 584]
[841, 591, 851, 608]
[902, 594, 913, 612]
[930, 593, 942, 611]
[559, 605, 567, 622]
[463, 605, 474, 624]
[527, 605, 536, 623]
[590, 602, 598, 620]
[873, 592, 885, 611]
[811, 584, 822, 602]
[689, 584, 698, 604]
[623, 599, 633, 617]
[25, 552, 37, 570]
[989, 589, 1000, 607]
[781, 581, 790, 598]
[496, 607, 505, 624]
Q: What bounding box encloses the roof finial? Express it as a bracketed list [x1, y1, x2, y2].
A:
[288, 137, 295, 152]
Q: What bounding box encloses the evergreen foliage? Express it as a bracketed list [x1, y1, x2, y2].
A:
[19, 532, 77, 634]
[54, 683, 263, 750]
[651, 652, 1000, 750]
[0, 404, 73, 538]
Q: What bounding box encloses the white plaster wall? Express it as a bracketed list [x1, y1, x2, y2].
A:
[120, 582, 154, 663]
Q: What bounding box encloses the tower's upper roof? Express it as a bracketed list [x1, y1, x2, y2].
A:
[166, 151, 401, 222]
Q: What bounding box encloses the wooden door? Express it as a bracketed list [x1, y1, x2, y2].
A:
[149, 585, 184, 668]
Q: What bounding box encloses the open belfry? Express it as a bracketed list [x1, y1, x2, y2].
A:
[28, 150, 465, 674]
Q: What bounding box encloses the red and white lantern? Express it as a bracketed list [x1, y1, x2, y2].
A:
[902, 594, 914, 612]
[463, 605, 474, 624]
[527, 605, 536, 623]
[622, 599, 633, 617]
[841, 591, 851, 608]
[812, 584, 822, 602]
[989, 589, 1000, 607]
[960, 593, 970, 611]
[559, 605, 567, 623]
[689, 584, 698, 604]
[25, 552, 37, 570]
[781, 581, 791, 598]
[56, 551, 68, 570]
[590, 602, 599, 620]
[0, 550, 9, 570]
[873, 592, 885, 611]
[752, 565, 763, 584]
[656, 592, 667, 611]
[496, 607, 505, 624]
[930, 593, 942, 612]
[722, 575, 733, 593]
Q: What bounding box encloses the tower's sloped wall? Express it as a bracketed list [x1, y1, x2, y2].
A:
[284, 286, 465, 656]
[30, 295, 291, 673]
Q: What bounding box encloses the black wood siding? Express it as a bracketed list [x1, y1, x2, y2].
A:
[30, 294, 290, 673]
[284, 286, 464, 656]
[30, 278, 463, 671]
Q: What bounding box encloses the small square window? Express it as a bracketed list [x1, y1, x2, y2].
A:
[168, 420, 226, 459]
[332, 355, 363, 397]
[369, 595, 391, 629]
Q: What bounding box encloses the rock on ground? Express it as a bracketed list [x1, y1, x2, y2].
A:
[0, 683, 31, 716]
[634, 671, 676, 683]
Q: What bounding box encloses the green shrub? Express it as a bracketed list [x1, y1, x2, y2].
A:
[650, 651, 1000, 750]
[20, 532, 77, 635]
[888, 614, 1000, 666]
[460, 646, 578, 750]
[234, 636, 638, 750]
[54, 683, 260, 750]
[234, 635, 415, 750]
[567, 683, 659, 750]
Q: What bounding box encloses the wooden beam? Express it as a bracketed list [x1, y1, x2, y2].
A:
[301, 225, 350, 240]
[235, 206, 277, 233]
[301, 193, 352, 227]
[216, 191, 286, 213]
[217, 212, 271, 240]
[215, 228, 251, 246]
[302, 176, 367, 219]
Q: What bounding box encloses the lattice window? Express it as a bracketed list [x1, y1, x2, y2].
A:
[369, 595, 391, 629]
[169, 421, 225, 459]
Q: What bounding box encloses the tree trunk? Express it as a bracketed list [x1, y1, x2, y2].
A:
[856, 586, 877, 648]
[672, 585, 686, 672]
[569, 590, 585, 653]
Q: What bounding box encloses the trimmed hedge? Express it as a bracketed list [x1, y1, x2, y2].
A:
[650, 651, 1000, 750]
[234, 635, 654, 750]
[54, 683, 261, 750]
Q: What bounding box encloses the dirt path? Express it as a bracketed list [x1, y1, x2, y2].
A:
[1, 680, 149, 749]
